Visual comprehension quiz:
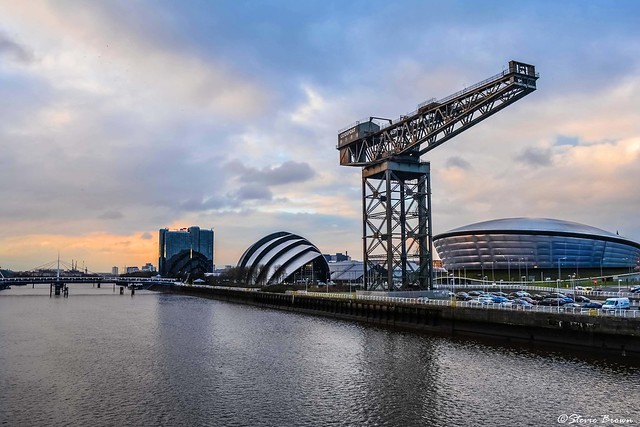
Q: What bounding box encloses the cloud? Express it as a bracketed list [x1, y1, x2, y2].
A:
[555, 135, 580, 147]
[0, 2, 272, 119]
[445, 156, 472, 170]
[515, 146, 553, 167]
[1, 0, 640, 272]
[98, 211, 124, 220]
[248, 161, 316, 186]
[0, 30, 34, 64]
[234, 184, 274, 201]
[140, 232, 152, 240]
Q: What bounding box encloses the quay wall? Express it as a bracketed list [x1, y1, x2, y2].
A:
[149, 284, 640, 358]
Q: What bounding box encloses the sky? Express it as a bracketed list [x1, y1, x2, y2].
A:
[1, 0, 639, 272]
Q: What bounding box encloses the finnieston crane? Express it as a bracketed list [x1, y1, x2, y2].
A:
[337, 60, 538, 291]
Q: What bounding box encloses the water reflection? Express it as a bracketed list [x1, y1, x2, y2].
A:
[1, 286, 638, 426]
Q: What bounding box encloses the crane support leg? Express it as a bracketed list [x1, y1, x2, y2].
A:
[362, 160, 432, 290]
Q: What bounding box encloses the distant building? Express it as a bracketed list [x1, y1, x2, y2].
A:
[434, 217, 640, 281]
[126, 266, 140, 274]
[323, 252, 351, 262]
[111, 266, 118, 276]
[158, 226, 214, 277]
[238, 231, 329, 286]
[141, 263, 156, 272]
[329, 260, 363, 283]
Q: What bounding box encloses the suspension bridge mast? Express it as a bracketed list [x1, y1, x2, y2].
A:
[338, 61, 538, 291]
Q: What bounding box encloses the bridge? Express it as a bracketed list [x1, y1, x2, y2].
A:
[0, 275, 178, 295]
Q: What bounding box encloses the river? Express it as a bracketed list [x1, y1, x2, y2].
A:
[0, 284, 638, 426]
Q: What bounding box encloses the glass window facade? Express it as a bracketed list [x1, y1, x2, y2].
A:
[433, 218, 640, 277]
[158, 226, 214, 276]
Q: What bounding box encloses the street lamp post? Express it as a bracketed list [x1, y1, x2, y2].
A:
[492, 261, 495, 284]
[518, 258, 522, 286]
[557, 257, 566, 311]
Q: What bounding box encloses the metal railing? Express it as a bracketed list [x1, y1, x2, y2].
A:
[151, 283, 640, 319]
[295, 291, 640, 319]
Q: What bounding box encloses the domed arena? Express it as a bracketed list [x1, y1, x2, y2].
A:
[237, 231, 330, 286]
[433, 218, 640, 281]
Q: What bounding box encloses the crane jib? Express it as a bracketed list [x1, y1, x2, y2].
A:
[337, 60, 538, 167]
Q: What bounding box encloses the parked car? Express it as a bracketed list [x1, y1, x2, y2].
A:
[538, 298, 568, 306]
[532, 293, 550, 301]
[455, 292, 472, 301]
[574, 295, 591, 303]
[512, 299, 534, 309]
[471, 296, 494, 305]
[519, 296, 537, 305]
[548, 292, 568, 299]
[491, 292, 510, 298]
[468, 290, 483, 296]
[491, 296, 509, 304]
[581, 302, 603, 309]
[561, 303, 582, 310]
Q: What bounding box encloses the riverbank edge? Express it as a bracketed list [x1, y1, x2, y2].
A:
[148, 284, 640, 359]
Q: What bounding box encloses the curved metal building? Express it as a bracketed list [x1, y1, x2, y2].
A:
[238, 231, 329, 286]
[433, 218, 640, 278]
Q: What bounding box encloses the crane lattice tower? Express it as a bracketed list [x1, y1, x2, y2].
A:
[337, 60, 539, 291]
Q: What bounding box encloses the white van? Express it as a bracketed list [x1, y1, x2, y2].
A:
[601, 297, 630, 311]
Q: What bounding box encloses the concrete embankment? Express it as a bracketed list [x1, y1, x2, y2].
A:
[149, 284, 640, 359]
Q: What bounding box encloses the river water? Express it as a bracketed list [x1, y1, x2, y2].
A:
[0, 284, 638, 427]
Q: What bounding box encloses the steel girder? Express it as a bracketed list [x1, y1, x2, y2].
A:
[338, 61, 538, 167]
[362, 160, 431, 290]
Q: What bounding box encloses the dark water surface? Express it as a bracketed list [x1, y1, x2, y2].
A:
[1, 284, 638, 426]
